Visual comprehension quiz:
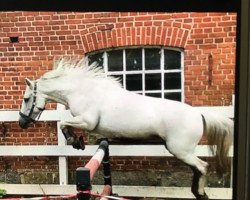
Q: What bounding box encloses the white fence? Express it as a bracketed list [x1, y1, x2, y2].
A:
[0, 105, 234, 199]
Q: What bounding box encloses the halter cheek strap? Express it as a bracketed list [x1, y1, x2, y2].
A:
[19, 81, 45, 123]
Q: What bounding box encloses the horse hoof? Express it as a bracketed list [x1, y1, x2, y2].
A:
[72, 136, 85, 150]
[196, 193, 209, 200]
[79, 136, 85, 150]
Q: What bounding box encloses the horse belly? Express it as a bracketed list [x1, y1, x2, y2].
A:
[96, 113, 159, 139]
[94, 97, 161, 139]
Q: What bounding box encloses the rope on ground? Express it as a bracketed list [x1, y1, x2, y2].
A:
[2, 190, 131, 200]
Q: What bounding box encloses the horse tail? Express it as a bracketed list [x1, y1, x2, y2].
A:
[201, 113, 233, 176]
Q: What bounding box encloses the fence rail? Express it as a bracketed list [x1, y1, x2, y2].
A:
[0, 106, 234, 122]
[0, 144, 233, 157]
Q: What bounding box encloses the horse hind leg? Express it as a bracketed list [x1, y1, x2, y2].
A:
[191, 166, 209, 200]
[181, 155, 209, 200]
[166, 144, 209, 199]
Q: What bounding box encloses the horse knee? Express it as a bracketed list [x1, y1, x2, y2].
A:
[169, 151, 208, 175]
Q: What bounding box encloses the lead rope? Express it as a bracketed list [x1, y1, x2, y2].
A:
[78, 190, 131, 200]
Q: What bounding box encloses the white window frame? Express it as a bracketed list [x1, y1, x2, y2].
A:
[89, 46, 184, 102]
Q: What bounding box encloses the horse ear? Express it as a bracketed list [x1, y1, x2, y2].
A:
[25, 78, 33, 88]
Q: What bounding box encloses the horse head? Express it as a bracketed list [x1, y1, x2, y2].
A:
[19, 78, 46, 129]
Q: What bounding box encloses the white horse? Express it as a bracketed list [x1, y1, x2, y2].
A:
[19, 58, 233, 200]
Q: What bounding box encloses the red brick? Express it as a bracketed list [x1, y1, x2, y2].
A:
[135, 16, 152, 21]
[118, 17, 134, 22]
[190, 13, 208, 17]
[218, 21, 236, 26]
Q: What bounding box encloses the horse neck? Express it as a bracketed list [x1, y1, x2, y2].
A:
[38, 75, 119, 106]
[37, 77, 76, 106]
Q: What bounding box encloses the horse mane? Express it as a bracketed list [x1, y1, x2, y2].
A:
[41, 57, 122, 87]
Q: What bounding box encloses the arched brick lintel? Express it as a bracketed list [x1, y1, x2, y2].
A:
[80, 23, 191, 53]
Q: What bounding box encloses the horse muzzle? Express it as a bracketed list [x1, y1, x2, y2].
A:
[19, 112, 34, 129]
[19, 117, 29, 129]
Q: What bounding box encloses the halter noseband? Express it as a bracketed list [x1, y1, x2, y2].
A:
[19, 81, 45, 123]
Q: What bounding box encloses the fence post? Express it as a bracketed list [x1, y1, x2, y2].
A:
[57, 104, 68, 185]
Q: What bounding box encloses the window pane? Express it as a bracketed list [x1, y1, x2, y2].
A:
[145, 48, 161, 70]
[145, 73, 161, 90]
[164, 50, 181, 70]
[126, 74, 142, 91]
[164, 92, 181, 101]
[110, 75, 123, 86]
[146, 93, 161, 98]
[107, 50, 123, 71]
[88, 53, 104, 67]
[164, 73, 181, 89]
[126, 49, 142, 71]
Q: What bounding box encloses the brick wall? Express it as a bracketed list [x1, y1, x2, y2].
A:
[0, 12, 236, 108]
[0, 12, 236, 184]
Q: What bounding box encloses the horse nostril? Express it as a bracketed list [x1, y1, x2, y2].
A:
[18, 117, 29, 129]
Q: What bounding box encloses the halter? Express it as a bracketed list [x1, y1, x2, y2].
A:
[19, 81, 45, 123]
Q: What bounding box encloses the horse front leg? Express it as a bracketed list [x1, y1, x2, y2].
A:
[60, 115, 98, 150]
[60, 125, 85, 150]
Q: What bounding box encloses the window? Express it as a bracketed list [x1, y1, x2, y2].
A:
[88, 47, 183, 102]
